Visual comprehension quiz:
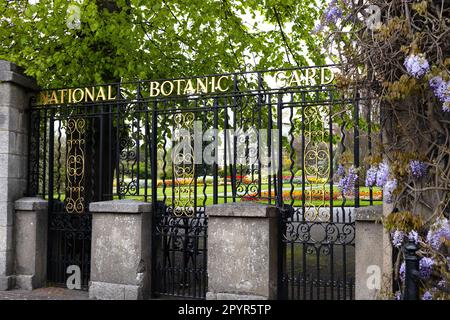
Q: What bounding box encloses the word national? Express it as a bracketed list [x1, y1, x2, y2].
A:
[38, 85, 116, 105]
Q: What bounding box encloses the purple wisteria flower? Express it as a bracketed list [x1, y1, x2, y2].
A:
[426, 217, 450, 250]
[376, 162, 389, 187]
[419, 257, 435, 279]
[409, 160, 427, 179]
[312, 24, 323, 34]
[422, 291, 433, 300]
[338, 166, 358, 194]
[444, 103, 450, 112]
[337, 164, 345, 177]
[324, 1, 342, 24]
[408, 230, 419, 244]
[429, 76, 450, 112]
[365, 166, 378, 187]
[399, 262, 406, 282]
[404, 54, 430, 78]
[437, 279, 447, 288]
[384, 179, 397, 203]
[430, 76, 450, 102]
[394, 291, 402, 300]
[391, 230, 404, 248]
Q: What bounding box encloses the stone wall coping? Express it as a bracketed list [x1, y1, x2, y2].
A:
[355, 205, 382, 222]
[89, 200, 152, 214]
[207, 203, 278, 218]
[15, 197, 48, 211]
[0, 60, 39, 91]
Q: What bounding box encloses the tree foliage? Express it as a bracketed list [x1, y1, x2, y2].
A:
[0, 0, 325, 87]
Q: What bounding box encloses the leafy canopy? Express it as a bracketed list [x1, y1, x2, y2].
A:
[0, 0, 325, 88]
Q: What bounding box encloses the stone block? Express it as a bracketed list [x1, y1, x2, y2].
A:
[15, 197, 48, 211]
[355, 205, 382, 222]
[0, 132, 28, 158]
[89, 200, 152, 300]
[0, 131, 11, 154]
[0, 107, 24, 132]
[206, 203, 279, 300]
[355, 206, 384, 300]
[0, 225, 13, 251]
[206, 292, 267, 300]
[0, 201, 14, 226]
[0, 250, 14, 276]
[15, 133, 28, 156]
[2, 154, 27, 179]
[89, 199, 152, 213]
[0, 178, 27, 202]
[207, 202, 278, 218]
[89, 281, 143, 300]
[14, 275, 35, 291]
[0, 60, 22, 73]
[0, 156, 8, 180]
[0, 275, 15, 290]
[14, 198, 48, 290]
[0, 82, 31, 109]
[0, 61, 38, 103]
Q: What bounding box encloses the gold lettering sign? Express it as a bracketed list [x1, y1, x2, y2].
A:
[273, 66, 335, 88]
[36, 67, 336, 106]
[38, 85, 117, 106]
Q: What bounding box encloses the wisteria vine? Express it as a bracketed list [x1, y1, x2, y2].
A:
[317, 0, 450, 300]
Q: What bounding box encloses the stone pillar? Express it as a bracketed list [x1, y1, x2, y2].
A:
[88, 200, 152, 300]
[0, 60, 38, 290]
[14, 197, 48, 290]
[355, 205, 383, 300]
[206, 203, 279, 300]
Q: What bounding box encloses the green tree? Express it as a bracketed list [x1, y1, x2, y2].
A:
[0, 0, 325, 87]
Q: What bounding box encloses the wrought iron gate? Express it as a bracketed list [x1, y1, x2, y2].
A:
[28, 106, 115, 288]
[28, 65, 378, 298]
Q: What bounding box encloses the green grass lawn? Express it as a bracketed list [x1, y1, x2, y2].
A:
[52, 183, 382, 207]
[112, 184, 382, 207]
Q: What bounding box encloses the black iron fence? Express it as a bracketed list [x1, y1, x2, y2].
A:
[28, 65, 379, 299]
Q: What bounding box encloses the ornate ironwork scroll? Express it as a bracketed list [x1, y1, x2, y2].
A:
[172, 112, 195, 217]
[65, 118, 86, 214]
[303, 105, 331, 222]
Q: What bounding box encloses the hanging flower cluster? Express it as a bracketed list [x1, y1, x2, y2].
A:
[429, 76, 450, 112]
[392, 230, 405, 248]
[426, 217, 450, 250]
[403, 55, 450, 112]
[337, 165, 358, 195]
[365, 166, 378, 187]
[324, 0, 342, 24]
[365, 162, 397, 203]
[419, 257, 435, 279]
[404, 54, 430, 78]
[409, 160, 428, 179]
[313, 0, 343, 34]
[422, 291, 433, 300]
[408, 230, 419, 244]
[401, 54, 449, 113]
[391, 229, 420, 248]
